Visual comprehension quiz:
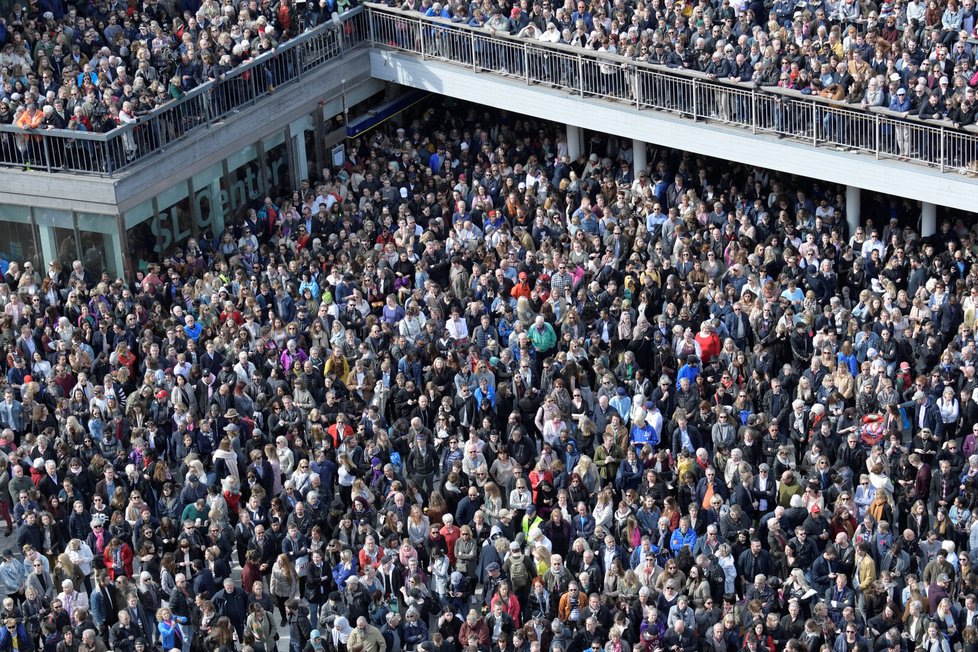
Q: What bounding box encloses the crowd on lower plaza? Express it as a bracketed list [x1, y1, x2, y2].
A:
[0, 98, 975, 652]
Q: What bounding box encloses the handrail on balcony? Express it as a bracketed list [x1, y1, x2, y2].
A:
[0, 5, 369, 177]
[363, 2, 978, 177]
[4, 2, 978, 180]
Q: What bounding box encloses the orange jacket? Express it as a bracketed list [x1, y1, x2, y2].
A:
[510, 281, 532, 301]
[16, 110, 43, 129]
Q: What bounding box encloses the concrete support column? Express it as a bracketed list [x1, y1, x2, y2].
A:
[846, 185, 861, 238]
[922, 202, 937, 237]
[567, 125, 582, 160]
[633, 139, 647, 180]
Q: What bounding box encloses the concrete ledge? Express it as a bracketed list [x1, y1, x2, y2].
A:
[114, 49, 381, 213]
[0, 172, 119, 214]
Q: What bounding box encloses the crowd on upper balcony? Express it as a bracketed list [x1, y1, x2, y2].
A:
[0, 0, 357, 135]
[394, 0, 978, 128]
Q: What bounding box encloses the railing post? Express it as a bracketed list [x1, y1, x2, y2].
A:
[202, 90, 212, 127]
[419, 21, 426, 59]
[471, 32, 477, 71]
[634, 67, 641, 109]
[41, 135, 52, 173]
[875, 115, 880, 160]
[523, 46, 530, 85]
[368, 7, 375, 44]
[940, 126, 946, 172]
[104, 140, 114, 175]
[692, 80, 698, 119]
[577, 56, 584, 97]
[812, 101, 817, 146]
[751, 91, 756, 134]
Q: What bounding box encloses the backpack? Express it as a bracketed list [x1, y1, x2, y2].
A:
[860, 414, 887, 447]
[508, 554, 530, 589]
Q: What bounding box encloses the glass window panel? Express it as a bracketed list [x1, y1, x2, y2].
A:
[0, 205, 39, 270]
[192, 162, 228, 243]
[34, 207, 76, 271]
[156, 181, 192, 257]
[75, 212, 120, 279]
[124, 200, 156, 274]
[304, 128, 318, 180]
[264, 132, 290, 200]
[227, 144, 262, 212]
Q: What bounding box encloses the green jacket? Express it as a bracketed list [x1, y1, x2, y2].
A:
[528, 322, 556, 353]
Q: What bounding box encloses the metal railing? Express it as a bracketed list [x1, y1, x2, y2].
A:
[0, 6, 370, 177]
[6, 3, 978, 180]
[365, 3, 978, 176]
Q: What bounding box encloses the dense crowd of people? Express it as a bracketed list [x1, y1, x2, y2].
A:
[5, 0, 978, 138]
[0, 99, 975, 652]
[0, 0, 356, 135]
[393, 0, 978, 131]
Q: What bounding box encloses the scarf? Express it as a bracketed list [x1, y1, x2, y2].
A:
[333, 616, 352, 645]
[212, 449, 239, 485]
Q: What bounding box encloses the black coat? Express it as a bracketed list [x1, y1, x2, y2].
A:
[306, 560, 334, 603]
[212, 587, 249, 630]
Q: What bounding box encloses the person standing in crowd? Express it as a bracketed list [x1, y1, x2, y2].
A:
[2, 95, 978, 652]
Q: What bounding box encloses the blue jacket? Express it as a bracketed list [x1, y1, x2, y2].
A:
[473, 384, 496, 409]
[332, 560, 359, 589]
[0, 558, 26, 594]
[571, 514, 595, 539]
[402, 619, 429, 646]
[91, 589, 111, 627]
[615, 460, 642, 491]
[669, 527, 698, 554]
[0, 622, 33, 652]
[157, 618, 186, 649]
[889, 96, 912, 113]
[630, 421, 658, 449]
[630, 543, 661, 569]
[675, 363, 699, 390]
[0, 400, 21, 432]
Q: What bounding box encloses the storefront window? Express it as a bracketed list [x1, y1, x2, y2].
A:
[192, 162, 228, 242]
[156, 180, 193, 257]
[0, 205, 39, 269]
[34, 207, 76, 271]
[304, 128, 318, 180]
[76, 212, 121, 280]
[124, 200, 157, 273]
[264, 130, 291, 200]
[227, 143, 262, 217]
[293, 112, 316, 182]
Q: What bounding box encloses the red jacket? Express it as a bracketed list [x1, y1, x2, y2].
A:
[695, 331, 720, 363]
[104, 543, 133, 580]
